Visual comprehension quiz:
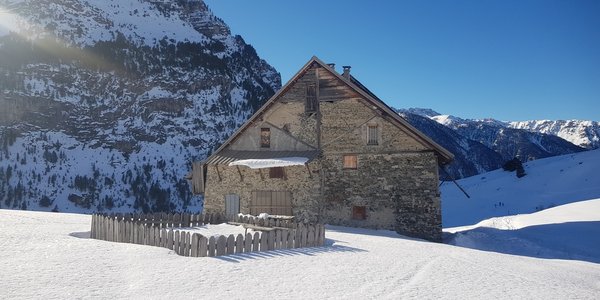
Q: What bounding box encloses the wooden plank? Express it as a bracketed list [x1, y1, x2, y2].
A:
[235, 234, 244, 253]
[308, 226, 315, 247]
[216, 236, 226, 256]
[275, 230, 282, 250]
[199, 235, 208, 257]
[167, 230, 174, 250]
[191, 234, 199, 257]
[252, 232, 260, 252]
[288, 229, 295, 249]
[160, 228, 166, 247]
[320, 224, 326, 246]
[281, 230, 288, 249]
[184, 232, 190, 257]
[226, 235, 235, 255]
[300, 226, 307, 248]
[260, 232, 268, 252]
[295, 224, 302, 248]
[174, 231, 180, 255]
[244, 233, 253, 253]
[155, 227, 161, 247]
[148, 225, 155, 246]
[268, 231, 275, 250]
[208, 236, 216, 257]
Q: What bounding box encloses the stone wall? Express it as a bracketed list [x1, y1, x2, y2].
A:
[321, 152, 441, 241]
[203, 161, 322, 223]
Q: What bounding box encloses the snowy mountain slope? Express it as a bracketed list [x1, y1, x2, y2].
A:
[446, 199, 600, 263]
[0, 0, 281, 213]
[399, 112, 504, 179]
[1, 209, 599, 299]
[509, 119, 600, 149]
[441, 149, 600, 227]
[399, 108, 587, 178]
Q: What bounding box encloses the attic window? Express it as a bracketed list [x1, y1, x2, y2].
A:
[352, 206, 366, 220]
[367, 124, 379, 145]
[269, 167, 285, 179]
[343, 155, 357, 169]
[260, 128, 270, 148]
[305, 84, 317, 112]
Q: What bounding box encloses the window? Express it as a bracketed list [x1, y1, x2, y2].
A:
[305, 84, 317, 112]
[367, 124, 378, 145]
[269, 167, 285, 179]
[352, 206, 366, 220]
[260, 128, 270, 148]
[343, 155, 357, 169]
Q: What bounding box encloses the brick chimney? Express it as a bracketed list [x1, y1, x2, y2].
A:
[342, 66, 351, 79]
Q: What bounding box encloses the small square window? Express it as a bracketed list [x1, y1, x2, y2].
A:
[367, 124, 378, 145]
[260, 128, 270, 148]
[269, 167, 285, 179]
[352, 206, 366, 220]
[343, 155, 357, 169]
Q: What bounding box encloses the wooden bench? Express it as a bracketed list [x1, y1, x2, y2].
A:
[227, 222, 290, 235]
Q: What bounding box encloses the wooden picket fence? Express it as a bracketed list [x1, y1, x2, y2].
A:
[90, 213, 325, 258]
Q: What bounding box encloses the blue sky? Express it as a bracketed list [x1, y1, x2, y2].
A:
[205, 0, 599, 121]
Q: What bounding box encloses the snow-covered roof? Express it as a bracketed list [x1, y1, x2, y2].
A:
[228, 157, 308, 169]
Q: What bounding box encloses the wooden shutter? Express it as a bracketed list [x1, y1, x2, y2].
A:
[352, 206, 366, 220]
[191, 162, 206, 194]
[343, 155, 357, 169]
[225, 194, 240, 216]
[250, 191, 292, 215]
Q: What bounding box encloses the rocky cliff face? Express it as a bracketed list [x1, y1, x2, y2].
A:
[0, 0, 280, 213]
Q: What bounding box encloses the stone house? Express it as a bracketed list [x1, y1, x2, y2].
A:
[191, 56, 453, 241]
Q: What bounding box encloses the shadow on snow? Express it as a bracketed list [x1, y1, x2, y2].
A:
[445, 221, 600, 264]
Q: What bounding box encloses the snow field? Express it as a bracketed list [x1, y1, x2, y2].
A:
[1, 209, 599, 299]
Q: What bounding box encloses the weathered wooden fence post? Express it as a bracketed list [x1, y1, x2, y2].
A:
[235, 234, 244, 254]
[216, 235, 226, 256]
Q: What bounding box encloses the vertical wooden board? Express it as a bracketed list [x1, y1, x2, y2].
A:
[268, 231, 275, 250]
[90, 215, 95, 239]
[174, 231, 180, 255]
[148, 225, 154, 246]
[184, 232, 190, 257]
[159, 228, 166, 247]
[288, 229, 295, 249]
[216, 236, 226, 256]
[300, 226, 307, 248]
[155, 227, 161, 247]
[190, 234, 198, 257]
[184, 213, 190, 227]
[294, 225, 302, 248]
[308, 227, 315, 247]
[208, 236, 216, 257]
[167, 230, 174, 250]
[320, 224, 326, 246]
[234, 234, 243, 253]
[244, 233, 253, 252]
[280, 230, 287, 249]
[226, 235, 235, 255]
[314, 226, 321, 247]
[252, 232, 260, 252]
[203, 213, 210, 225]
[199, 235, 208, 257]
[167, 213, 173, 228]
[260, 232, 268, 252]
[275, 230, 282, 250]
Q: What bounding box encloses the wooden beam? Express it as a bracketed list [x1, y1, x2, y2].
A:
[215, 165, 222, 182]
[236, 165, 244, 182]
[305, 164, 312, 178]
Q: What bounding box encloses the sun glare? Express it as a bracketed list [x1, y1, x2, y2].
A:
[0, 6, 22, 35]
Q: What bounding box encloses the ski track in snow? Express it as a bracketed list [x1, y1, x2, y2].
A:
[1, 210, 599, 299]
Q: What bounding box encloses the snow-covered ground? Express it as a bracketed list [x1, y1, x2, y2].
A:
[446, 198, 600, 264]
[442, 149, 600, 227]
[1, 209, 599, 299]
